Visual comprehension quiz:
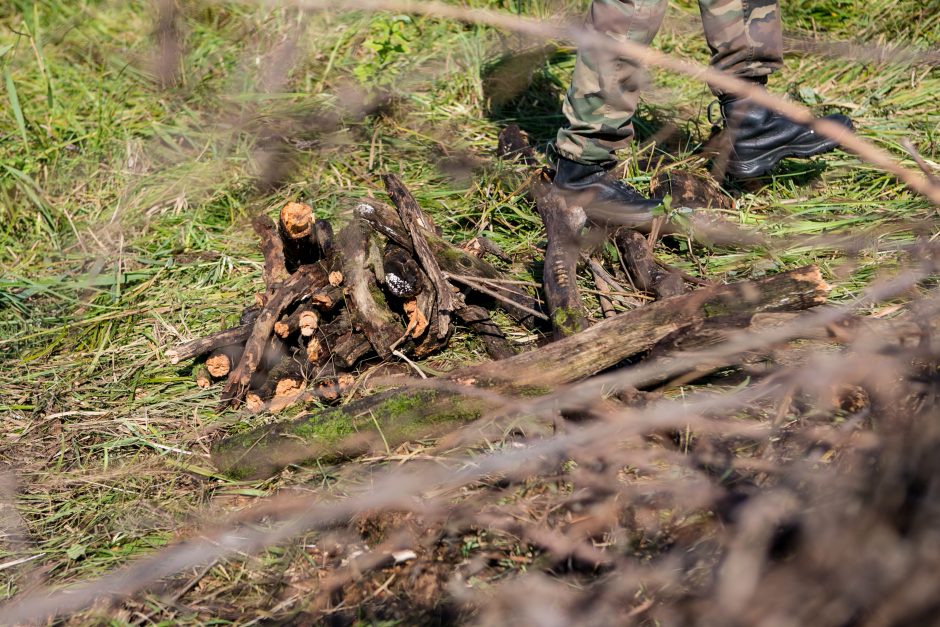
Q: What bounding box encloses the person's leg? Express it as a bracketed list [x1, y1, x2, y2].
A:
[699, 0, 783, 87]
[698, 0, 853, 178]
[555, 0, 669, 167]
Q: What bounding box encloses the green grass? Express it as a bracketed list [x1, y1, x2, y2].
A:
[0, 0, 937, 623]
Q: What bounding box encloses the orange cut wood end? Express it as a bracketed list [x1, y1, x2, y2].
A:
[279, 202, 314, 239]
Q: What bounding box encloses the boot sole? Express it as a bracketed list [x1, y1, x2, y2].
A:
[726, 138, 840, 180]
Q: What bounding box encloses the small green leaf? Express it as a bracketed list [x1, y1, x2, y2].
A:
[4, 67, 29, 149]
[66, 543, 86, 560]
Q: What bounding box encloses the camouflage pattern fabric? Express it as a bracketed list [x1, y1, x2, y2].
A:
[556, 0, 784, 165]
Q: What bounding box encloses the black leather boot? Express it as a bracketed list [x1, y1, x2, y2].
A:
[553, 155, 662, 226]
[716, 80, 854, 179]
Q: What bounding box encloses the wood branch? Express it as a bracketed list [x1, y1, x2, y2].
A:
[356, 199, 544, 328]
[337, 219, 406, 360]
[382, 243, 423, 299]
[474, 266, 830, 388]
[532, 173, 591, 337]
[589, 260, 618, 319]
[214, 267, 830, 477]
[278, 202, 320, 272]
[455, 305, 516, 360]
[382, 173, 454, 339]
[251, 214, 289, 290]
[167, 325, 252, 364]
[311, 285, 345, 312]
[219, 265, 326, 409]
[615, 228, 684, 299]
[332, 332, 374, 369]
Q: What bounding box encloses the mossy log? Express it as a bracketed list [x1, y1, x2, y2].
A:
[213, 266, 829, 478]
[213, 389, 488, 479]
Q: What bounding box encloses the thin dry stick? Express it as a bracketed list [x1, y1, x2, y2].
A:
[281, 0, 940, 206]
[443, 272, 549, 321]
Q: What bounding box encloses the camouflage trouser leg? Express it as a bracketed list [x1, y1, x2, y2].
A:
[556, 0, 785, 165]
[699, 0, 783, 90]
[555, 0, 668, 166]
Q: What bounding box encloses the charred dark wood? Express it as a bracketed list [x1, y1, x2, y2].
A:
[337, 219, 406, 360]
[532, 174, 591, 338]
[455, 305, 516, 360]
[615, 228, 684, 299]
[332, 332, 374, 369]
[382, 243, 423, 299]
[382, 173, 454, 339]
[315, 219, 334, 261]
[219, 265, 327, 410]
[311, 285, 345, 312]
[355, 199, 544, 328]
[252, 214, 289, 290]
[167, 325, 252, 364]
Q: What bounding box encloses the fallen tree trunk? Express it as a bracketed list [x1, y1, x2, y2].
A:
[616, 228, 684, 299]
[213, 266, 829, 478]
[167, 325, 252, 364]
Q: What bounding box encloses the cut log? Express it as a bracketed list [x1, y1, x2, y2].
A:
[214, 266, 829, 477]
[311, 285, 345, 312]
[337, 219, 406, 360]
[382, 173, 454, 340]
[167, 325, 252, 364]
[476, 266, 829, 388]
[219, 265, 327, 409]
[274, 306, 319, 339]
[206, 345, 244, 378]
[251, 214, 289, 290]
[356, 199, 544, 328]
[615, 228, 685, 299]
[532, 173, 591, 338]
[455, 305, 516, 360]
[279, 202, 320, 272]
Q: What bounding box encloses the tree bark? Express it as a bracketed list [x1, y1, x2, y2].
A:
[251, 214, 289, 290]
[382, 173, 455, 340]
[167, 325, 252, 364]
[337, 219, 406, 360]
[615, 228, 684, 299]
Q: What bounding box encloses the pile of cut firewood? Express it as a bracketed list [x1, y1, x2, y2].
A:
[168, 166, 543, 412]
[169, 126, 824, 418]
